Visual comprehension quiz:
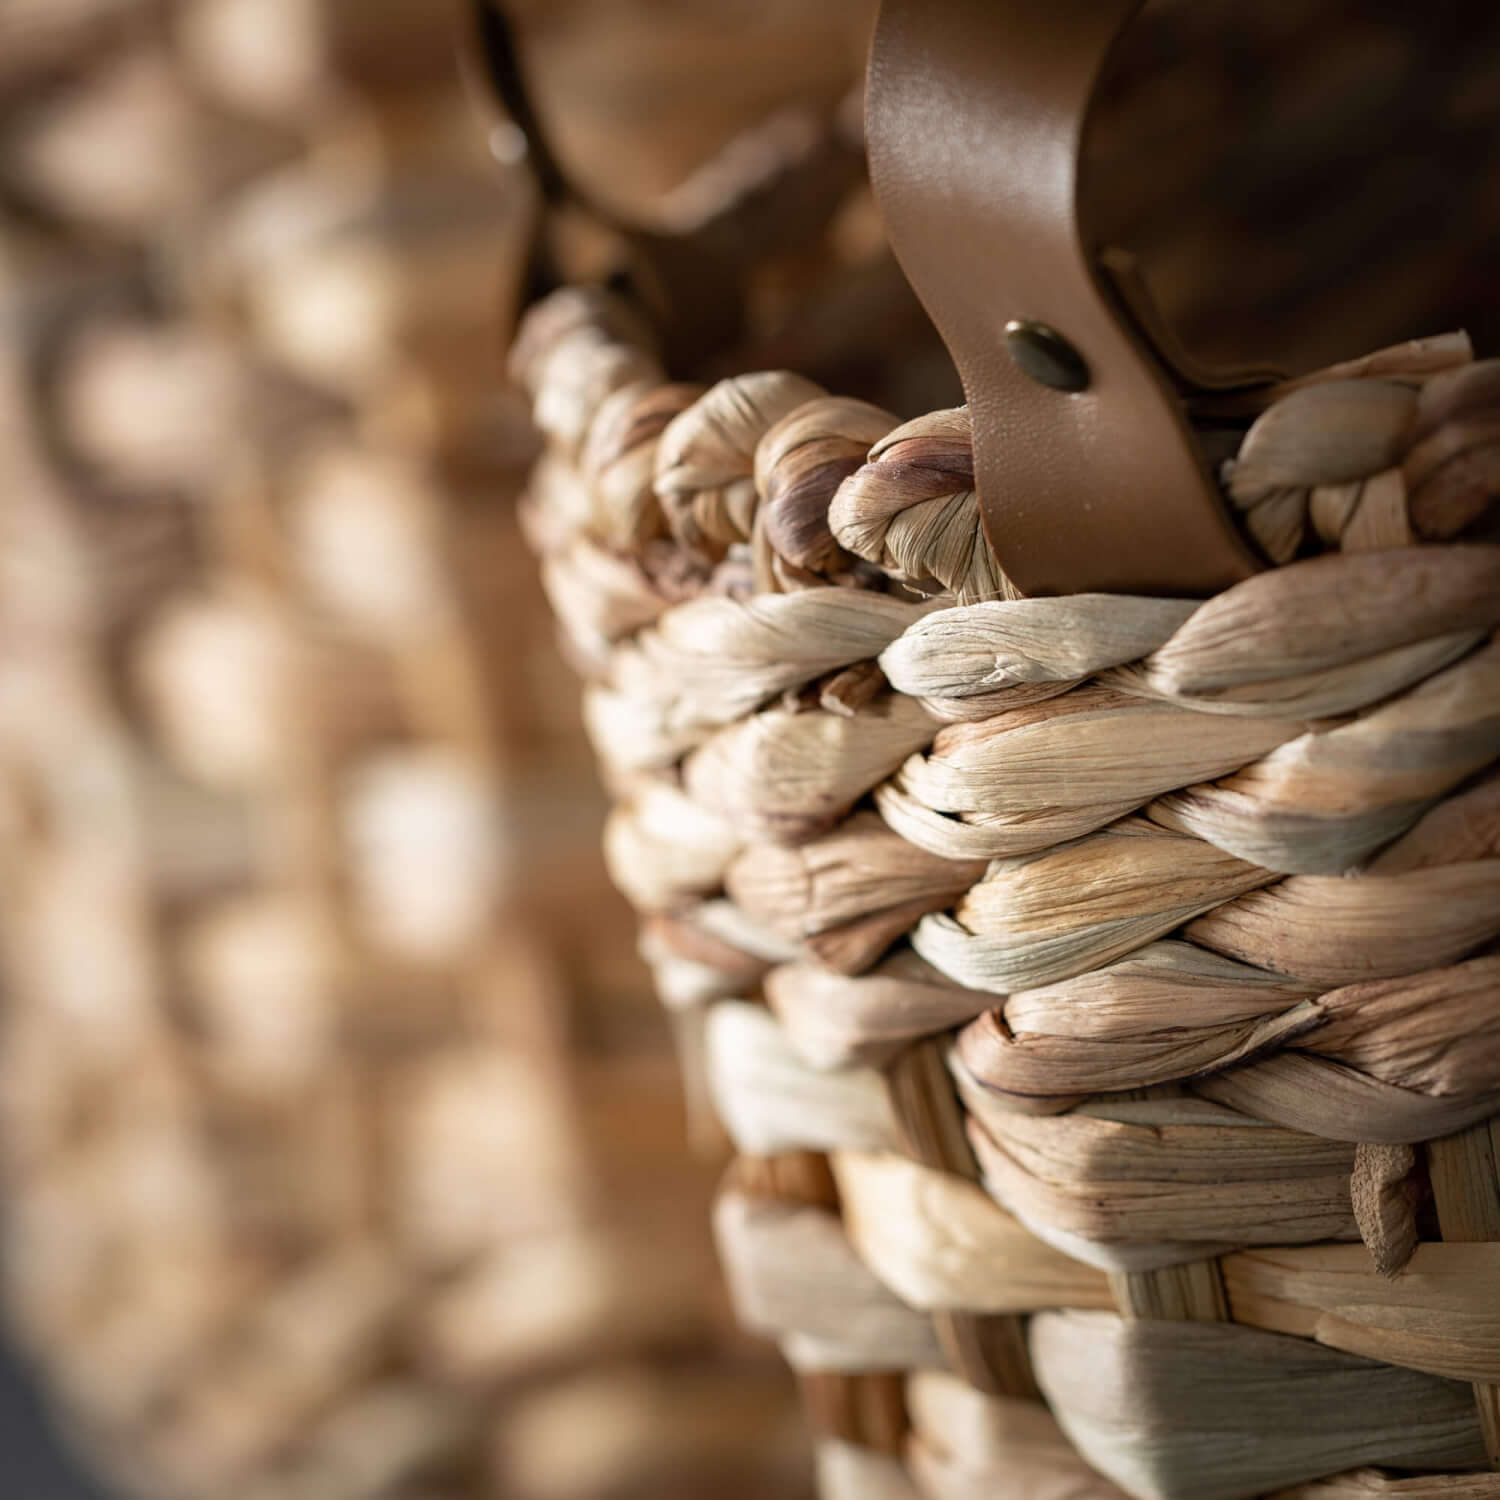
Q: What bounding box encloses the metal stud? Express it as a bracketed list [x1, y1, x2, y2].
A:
[1004, 319, 1090, 393]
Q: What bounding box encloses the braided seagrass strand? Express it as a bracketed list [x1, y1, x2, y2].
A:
[517, 284, 1500, 1499]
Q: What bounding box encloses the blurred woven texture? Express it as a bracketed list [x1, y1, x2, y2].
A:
[0, 3, 814, 1497]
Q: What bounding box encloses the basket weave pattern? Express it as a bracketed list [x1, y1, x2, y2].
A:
[514, 286, 1500, 1500]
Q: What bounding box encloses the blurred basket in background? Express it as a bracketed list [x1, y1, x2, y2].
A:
[0, 2, 857, 1496]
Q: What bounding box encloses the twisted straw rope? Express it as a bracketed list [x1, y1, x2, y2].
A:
[516, 287, 1500, 1500]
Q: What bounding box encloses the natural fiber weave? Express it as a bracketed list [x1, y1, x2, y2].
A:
[513, 270, 1500, 1500]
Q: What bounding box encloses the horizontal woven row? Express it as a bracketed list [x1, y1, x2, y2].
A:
[514, 279, 1500, 1500]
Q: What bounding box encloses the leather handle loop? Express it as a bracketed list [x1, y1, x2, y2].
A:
[468, 0, 866, 370]
[867, 0, 1264, 597]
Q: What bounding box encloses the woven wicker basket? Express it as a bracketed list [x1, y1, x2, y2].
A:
[0, 5, 810, 1498]
[509, 3, 1500, 1497]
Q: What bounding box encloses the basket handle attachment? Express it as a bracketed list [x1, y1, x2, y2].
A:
[867, 0, 1269, 597]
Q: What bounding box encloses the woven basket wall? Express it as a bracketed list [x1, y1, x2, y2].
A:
[509, 11, 1500, 1492]
[0, 4, 813, 1497]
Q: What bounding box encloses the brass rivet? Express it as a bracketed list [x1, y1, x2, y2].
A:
[1004, 319, 1090, 392]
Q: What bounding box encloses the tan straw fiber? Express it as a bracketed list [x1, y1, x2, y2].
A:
[514, 231, 1500, 1500]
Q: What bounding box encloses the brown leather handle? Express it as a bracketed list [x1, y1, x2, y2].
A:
[867, 0, 1264, 598]
[468, 0, 867, 371]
